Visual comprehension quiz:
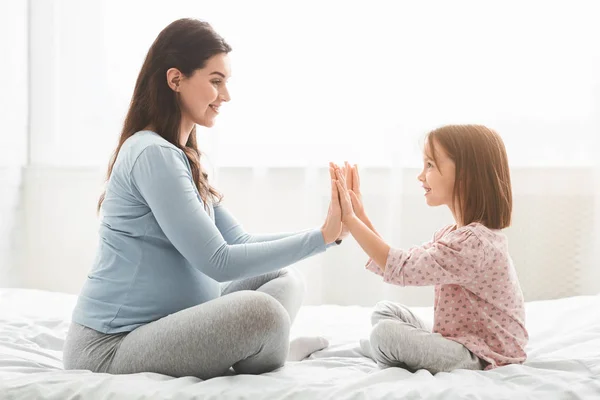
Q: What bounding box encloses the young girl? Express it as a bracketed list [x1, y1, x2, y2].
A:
[333, 125, 528, 374]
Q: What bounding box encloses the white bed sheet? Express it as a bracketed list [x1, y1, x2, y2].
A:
[1, 288, 599, 399]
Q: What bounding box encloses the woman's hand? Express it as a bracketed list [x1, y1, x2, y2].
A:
[320, 167, 343, 244]
[333, 162, 351, 241]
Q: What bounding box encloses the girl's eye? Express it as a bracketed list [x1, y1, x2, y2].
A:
[427, 162, 434, 168]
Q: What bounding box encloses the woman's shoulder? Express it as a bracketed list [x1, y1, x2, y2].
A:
[116, 131, 186, 166]
[122, 131, 180, 157]
[112, 131, 187, 178]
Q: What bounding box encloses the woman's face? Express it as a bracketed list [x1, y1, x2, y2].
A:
[177, 53, 231, 128]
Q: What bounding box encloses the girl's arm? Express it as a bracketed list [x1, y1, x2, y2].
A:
[333, 166, 390, 268]
[334, 166, 481, 286]
[344, 214, 390, 270]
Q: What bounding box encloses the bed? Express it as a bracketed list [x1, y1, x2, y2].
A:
[1, 288, 599, 399]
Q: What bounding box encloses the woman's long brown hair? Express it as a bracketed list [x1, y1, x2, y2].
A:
[98, 18, 230, 212]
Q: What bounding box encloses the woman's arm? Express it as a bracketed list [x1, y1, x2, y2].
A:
[131, 145, 336, 282]
[213, 204, 314, 244]
[214, 164, 344, 247]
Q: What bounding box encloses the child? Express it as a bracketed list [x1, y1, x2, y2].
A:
[332, 125, 528, 374]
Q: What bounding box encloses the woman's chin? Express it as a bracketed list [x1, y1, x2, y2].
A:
[196, 118, 216, 128]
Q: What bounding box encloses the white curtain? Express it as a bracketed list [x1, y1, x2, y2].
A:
[30, 0, 598, 168]
[0, 1, 28, 286]
[14, 0, 600, 306]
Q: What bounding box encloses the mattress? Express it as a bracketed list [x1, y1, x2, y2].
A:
[1, 288, 599, 399]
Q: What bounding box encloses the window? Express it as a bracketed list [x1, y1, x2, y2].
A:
[29, 0, 599, 167]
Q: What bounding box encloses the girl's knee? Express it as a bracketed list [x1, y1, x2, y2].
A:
[371, 301, 397, 325]
[370, 320, 395, 345]
[370, 320, 415, 353]
[368, 321, 396, 366]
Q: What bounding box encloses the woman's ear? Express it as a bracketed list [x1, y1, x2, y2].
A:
[166, 68, 183, 92]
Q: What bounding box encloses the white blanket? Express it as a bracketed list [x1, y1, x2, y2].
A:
[1, 288, 599, 399]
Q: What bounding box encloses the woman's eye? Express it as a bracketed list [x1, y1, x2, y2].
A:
[211, 80, 222, 86]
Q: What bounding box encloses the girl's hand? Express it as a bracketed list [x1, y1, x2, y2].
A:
[334, 166, 356, 224]
[345, 162, 366, 220]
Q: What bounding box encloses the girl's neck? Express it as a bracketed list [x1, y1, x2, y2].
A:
[450, 205, 463, 228]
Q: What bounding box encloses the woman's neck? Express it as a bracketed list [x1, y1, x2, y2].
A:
[179, 116, 195, 147]
[142, 122, 193, 147]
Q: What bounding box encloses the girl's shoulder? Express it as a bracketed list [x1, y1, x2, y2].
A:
[435, 222, 507, 247]
[462, 222, 507, 243]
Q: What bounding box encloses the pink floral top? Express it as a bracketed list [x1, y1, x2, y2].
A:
[366, 222, 528, 369]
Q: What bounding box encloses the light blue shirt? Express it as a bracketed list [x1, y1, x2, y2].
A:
[72, 131, 330, 333]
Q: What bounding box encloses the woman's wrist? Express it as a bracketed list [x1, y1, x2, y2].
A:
[320, 226, 335, 245]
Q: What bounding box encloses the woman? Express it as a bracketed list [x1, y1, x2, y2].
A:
[63, 18, 344, 380]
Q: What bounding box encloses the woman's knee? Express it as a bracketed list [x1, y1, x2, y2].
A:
[281, 267, 306, 297]
[231, 291, 290, 373]
[238, 291, 291, 340]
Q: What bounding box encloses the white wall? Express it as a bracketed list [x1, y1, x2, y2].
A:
[25, 0, 600, 169]
[0, 1, 28, 287]
[4, 0, 600, 305]
[17, 166, 599, 306]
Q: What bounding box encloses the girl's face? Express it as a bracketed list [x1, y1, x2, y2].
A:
[417, 139, 456, 209]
